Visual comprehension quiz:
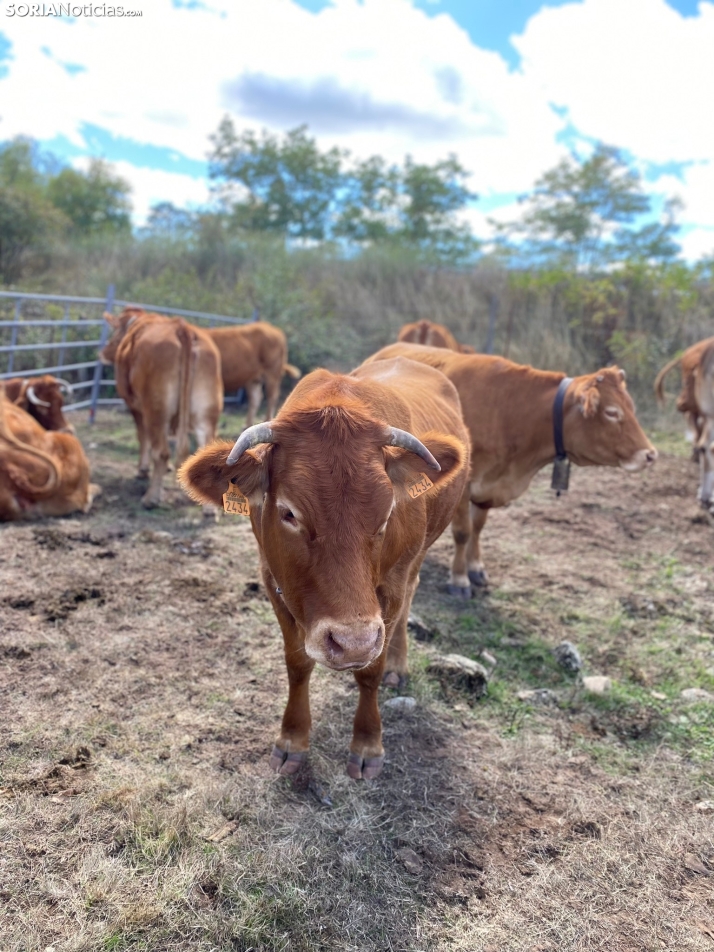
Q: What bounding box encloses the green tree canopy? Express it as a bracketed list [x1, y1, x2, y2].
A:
[495, 144, 681, 271]
[47, 159, 132, 237]
[0, 137, 133, 280]
[209, 118, 478, 263]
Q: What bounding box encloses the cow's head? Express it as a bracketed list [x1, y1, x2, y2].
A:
[100, 307, 144, 364]
[563, 368, 657, 472]
[16, 376, 74, 433]
[179, 401, 466, 671]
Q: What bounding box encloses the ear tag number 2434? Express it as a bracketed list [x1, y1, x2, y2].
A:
[407, 473, 434, 500]
[223, 484, 250, 516]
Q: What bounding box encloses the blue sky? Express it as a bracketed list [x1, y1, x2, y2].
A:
[2, 0, 714, 258]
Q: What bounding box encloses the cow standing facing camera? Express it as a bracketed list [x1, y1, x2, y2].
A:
[179, 357, 469, 780]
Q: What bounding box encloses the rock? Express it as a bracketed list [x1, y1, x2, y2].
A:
[681, 688, 714, 703]
[553, 641, 582, 673]
[582, 676, 611, 695]
[384, 696, 417, 712]
[650, 690, 667, 700]
[427, 654, 489, 697]
[695, 800, 714, 814]
[517, 688, 559, 705]
[395, 847, 423, 875]
[407, 613, 437, 642]
[479, 649, 497, 668]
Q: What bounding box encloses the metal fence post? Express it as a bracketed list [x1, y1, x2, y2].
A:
[6, 299, 21, 374]
[89, 284, 114, 423]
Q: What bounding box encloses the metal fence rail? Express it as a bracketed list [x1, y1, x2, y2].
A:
[0, 286, 253, 421]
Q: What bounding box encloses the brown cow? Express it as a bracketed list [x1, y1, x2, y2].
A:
[367, 343, 657, 595]
[207, 322, 301, 427]
[655, 337, 714, 509]
[179, 357, 469, 778]
[100, 307, 223, 509]
[0, 388, 99, 520]
[3, 375, 74, 432]
[397, 319, 475, 354]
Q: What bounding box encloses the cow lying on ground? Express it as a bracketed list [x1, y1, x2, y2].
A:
[207, 322, 301, 427]
[3, 375, 74, 432]
[179, 357, 469, 779]
[0, 388, 99, 520]
[367, 343, 657, 595]
[397, 319, 475, 354]
[100, 307, 223, 509]
[655, 337, 714, 510]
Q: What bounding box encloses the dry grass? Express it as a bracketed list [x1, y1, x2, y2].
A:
[1, 408, 713, 951]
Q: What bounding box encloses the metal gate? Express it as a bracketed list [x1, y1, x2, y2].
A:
[0, 286, 253, 421]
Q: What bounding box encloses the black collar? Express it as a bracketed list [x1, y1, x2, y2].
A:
[552, 376, 572, 460]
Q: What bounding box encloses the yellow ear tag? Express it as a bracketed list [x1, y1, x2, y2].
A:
[407, 472, 434, 500]
[223, 483, 250, 516]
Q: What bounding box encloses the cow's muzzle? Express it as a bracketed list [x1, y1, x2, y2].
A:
[620, 447, 658, 472]
[305, 617, 385, 670]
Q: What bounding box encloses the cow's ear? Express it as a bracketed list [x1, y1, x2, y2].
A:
[178, 441, 269, 508]
[103, 311, 119, 328]
[576, 381, 600, 418]
[385, 431, 468, 501]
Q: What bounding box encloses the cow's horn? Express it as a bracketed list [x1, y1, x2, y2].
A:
[385, 427, 441, 472]
[226, 423, 275, 465]
[55, 378, 74, 395]
[26, 386, 51, 408]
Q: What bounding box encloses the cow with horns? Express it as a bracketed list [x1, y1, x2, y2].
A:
[3, 375, 74, 432]
[179, 357, 469, 779]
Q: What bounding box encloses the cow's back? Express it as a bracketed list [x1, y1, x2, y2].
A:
[208, 322, 287, 391]
[397, 320, 461, 352]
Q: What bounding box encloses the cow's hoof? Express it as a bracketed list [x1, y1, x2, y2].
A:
[347, 753, 384, 781]
[382, 671, 407, 689]
[269, 745, 307, 776]
[141, 495, 160, 509]
[136, 469, 149, 480]
[468, 568, 489, 587]
[447, 584, 471, 599]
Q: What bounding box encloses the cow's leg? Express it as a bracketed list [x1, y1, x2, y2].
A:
[383, 572, 419, 688]
[467, 505, 490, 588]
[264, 374, 280, 421]
[448, 487, 472, 597]
[142, 421, 170, 508]
[270, 630, 315, 776]
[349, 653, 387, 780]
[131, 409, 150, 478]
[244, 381, 263, 430]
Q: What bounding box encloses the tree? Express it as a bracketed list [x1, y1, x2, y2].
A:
[209, 119, 344, 241]
[0, 138, 67, 280]
[210, 118, 479, 263]
[496, 144, 680, 271]
[47, 159, 131, 237]
[141, 201, 196, 239]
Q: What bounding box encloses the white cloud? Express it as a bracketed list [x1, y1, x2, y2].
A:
[2, 0, 714, 256]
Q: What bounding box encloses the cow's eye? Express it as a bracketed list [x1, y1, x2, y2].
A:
[281, 509, 297, 526]
[604, 406, 621, 422]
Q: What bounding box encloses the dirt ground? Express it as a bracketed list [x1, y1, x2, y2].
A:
[1, 410, 713, 952]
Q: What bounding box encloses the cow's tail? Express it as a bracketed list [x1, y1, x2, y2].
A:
[175, 320, 196, 467]
[417, 320, 430, 345]
[0, 391, 58, 495]
[283, 363, 302, 380]
[654, 355, 681, 406]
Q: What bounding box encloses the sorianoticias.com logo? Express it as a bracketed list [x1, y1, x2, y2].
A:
[5, 3, 142, 14]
